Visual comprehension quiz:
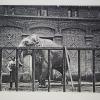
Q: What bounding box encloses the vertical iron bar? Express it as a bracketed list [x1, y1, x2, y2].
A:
[92, 50, 95, 92]
[48, 50, 51, 92]
[32, 49, 35, 91]
[78, 50, 81, 92]
[15, 49, 18, 91]
[0, 49, 2, 91]
[63, 48, 66, 92]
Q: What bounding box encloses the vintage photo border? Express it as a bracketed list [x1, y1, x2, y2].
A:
[0, 0, 100, 100]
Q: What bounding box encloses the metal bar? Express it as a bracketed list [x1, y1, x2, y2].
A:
[2, 47, 100, 50]
[0, 49, 2, 91]
[92, 50, 96, 92]
[15, 49, 18, 91]
[0, 47, 17, 49]
[63, 49, 66, 92]
[67, 48, 100, 50]
[0, 47, 64, 50]
[1, 47, 100, 50]
[78, 50, 81, 92]
[48, 50, 51, 92]
[32, 50, 35, 91]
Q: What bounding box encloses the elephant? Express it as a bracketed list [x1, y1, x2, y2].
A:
[18, 34, 68, 87]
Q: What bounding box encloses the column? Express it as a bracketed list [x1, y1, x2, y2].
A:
[54, 20, 63, 45]
[85, 35, 93, 76]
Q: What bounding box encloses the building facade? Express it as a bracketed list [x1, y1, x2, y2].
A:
[0, 5, 100, 75]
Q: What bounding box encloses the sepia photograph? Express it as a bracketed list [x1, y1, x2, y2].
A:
[0, 0, 100, 94]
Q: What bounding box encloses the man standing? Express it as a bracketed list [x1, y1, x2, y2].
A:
[7, 57, 16, 90]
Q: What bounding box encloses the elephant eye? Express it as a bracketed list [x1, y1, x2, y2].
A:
[33, 40, 36, 42]
[32, 39, 37, 43]
[24, 41, 28, 45]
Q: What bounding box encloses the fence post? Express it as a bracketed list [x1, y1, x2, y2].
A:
[63, 48, 66, 92]
[92, 50, 95, 92]
[48, 50, 51, 92]
[15, 49, 18, 91]
[78, 50, 81, 92]
[0, 49, 2, 91]
[32, 49, 35, 91]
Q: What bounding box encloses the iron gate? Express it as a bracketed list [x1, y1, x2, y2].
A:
[0, 47, 99, 92]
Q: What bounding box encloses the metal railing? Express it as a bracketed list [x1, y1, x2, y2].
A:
[67, 47, 98, 92]
[0, 47, 99, 92]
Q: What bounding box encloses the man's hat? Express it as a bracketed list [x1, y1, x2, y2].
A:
[11, 57, 15, 61]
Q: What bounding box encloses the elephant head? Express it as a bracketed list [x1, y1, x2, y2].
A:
[19, 34, 41, 47]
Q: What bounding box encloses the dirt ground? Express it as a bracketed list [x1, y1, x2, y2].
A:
[1, 81, 100, 93]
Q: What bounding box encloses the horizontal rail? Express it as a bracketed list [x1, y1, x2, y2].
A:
[1, 47, 100, 50]
[67, 48, 100, 50]
[0, 47, 64, 50]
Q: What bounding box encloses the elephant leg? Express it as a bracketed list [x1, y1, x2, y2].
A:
[39, 61, 48, 87]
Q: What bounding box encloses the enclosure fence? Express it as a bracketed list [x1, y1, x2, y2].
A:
[0, 47, 99, 92]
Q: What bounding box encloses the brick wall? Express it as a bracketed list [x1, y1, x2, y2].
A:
[0, 6, 100, 18]
[0, 6, 100, 75]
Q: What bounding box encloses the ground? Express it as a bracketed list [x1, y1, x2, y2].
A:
[1, 81, 100, 92]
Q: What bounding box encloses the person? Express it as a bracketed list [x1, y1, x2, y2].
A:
[7, 57, 16, 90]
